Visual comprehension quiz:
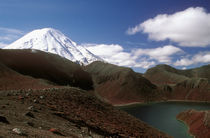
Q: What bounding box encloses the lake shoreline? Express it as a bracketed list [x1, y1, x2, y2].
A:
[114, 100, 210, 107]
[176, 118, 195, 138]
[119, 101, 210, 138]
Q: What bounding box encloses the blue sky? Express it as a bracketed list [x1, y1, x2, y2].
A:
[0, 0, 210, 72]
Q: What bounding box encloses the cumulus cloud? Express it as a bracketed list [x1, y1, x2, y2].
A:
[182, 67, 187, 70]
[84, 44, 182, 69]
[0, 27, 24, 44]
[83, 43, 144, 67]
[83, 44, 123, 57]
[174, 52, 210, 66]
[0, 42, 7, 48]
[133, 45, 183, 63]
[0, 27, 23, 35]
[127, 7, 210, 47]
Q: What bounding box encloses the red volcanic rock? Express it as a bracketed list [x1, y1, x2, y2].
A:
[177, 109, 210, 138]
[48, 128, 63, 136]
[49, 128, 57, 132]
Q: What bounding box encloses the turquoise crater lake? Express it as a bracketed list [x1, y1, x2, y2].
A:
[119, 102, 210, 138]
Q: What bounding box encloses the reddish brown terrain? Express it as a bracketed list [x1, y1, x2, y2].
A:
[144, 64, 210, 102]
[2, 48, 210, 137]
[0, 87, 170, 137]
[85, 61, 165, 105]
[165, 78, 210, 101]
[177, 109, 210, 138]
[0, 49, 171, 137]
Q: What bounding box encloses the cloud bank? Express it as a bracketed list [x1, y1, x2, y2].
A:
[0, 27, 24, 48]
[127, 7, 210, 47]
[84, 44, 182, 69]
[0, 42, 7, 48]
[174, 52, 210, 66]
[133, 45, 183, 63]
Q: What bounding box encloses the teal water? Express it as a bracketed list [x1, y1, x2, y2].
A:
[119, 102, 210, 138]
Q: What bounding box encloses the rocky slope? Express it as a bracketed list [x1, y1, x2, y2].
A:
[177, 109, 210, 138]
[85, 61, 165, 105]
[0, 49, 93, 90]
[0, 87, 170, 137]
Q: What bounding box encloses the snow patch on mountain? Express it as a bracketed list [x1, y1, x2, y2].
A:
[4, 28, 102, 65]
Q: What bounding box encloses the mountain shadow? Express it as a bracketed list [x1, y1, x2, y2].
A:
[0, 49, 93, 90]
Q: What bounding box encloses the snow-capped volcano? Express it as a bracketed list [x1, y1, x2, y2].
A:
[4, 28, 102, 65]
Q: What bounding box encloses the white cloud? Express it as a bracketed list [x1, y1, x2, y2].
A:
[84, 44, 182, 69]
[174, 52, 210, 66]
[0, 27, 23, 35]
[127, 7, 210, 47]
[0, 27, 24, 43]
[133, 45, 183, 63]
[83, 44, 123, 57]
[182, 67, 187, 70]
[134, 60, 156, 69]
[0, 34, 21, 41]
[127, 25, 142, 35]
[0, 42, 7, 48]
[84, 43, 156, 69]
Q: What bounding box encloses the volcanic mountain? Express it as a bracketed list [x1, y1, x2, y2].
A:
[4, 28, 101, 65]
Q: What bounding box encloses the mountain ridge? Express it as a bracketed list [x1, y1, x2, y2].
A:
[85, 61, 165, 104]
[144, 64, 210, 85]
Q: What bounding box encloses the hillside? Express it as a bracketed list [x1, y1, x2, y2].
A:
[0, 49, 93, 90]
[144, 64, 210, 85]
[0, 87, 170, 137]
[0, 62, 55, 90]
[85, 61, 165, 105]
[177, 109, 210, 138]
[0, 49, 172, 137]
[144, 64, 210, 102]
[144, 64, 190, 85]
[165, 78, 210, 101]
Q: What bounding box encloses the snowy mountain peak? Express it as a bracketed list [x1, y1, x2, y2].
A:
[4, 28, 102, 65]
